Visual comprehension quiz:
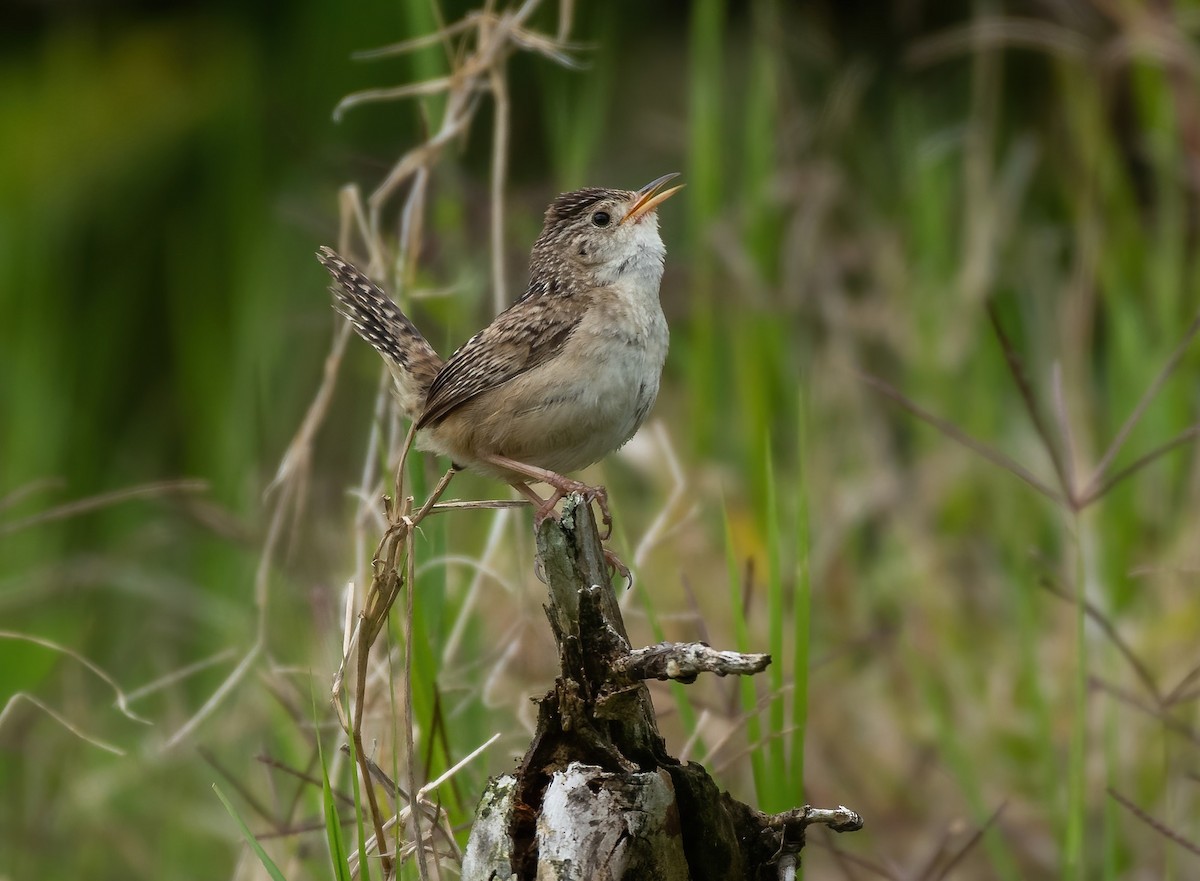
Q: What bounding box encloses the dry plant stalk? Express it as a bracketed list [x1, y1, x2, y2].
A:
[322, 3, 585, 877]
[155, 1, 585, 875]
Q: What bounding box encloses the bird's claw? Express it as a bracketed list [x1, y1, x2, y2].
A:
[603, 547, 633, 590]
[584, 485, 612, 540]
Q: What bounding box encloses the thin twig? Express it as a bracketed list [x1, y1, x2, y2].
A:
[0, 477, 64, 513]
[905, 16, 1090, 68]
[0, 479, 208, 536]
[490, 64, 510, 312]
[163, 646, 261, 750]
[333, 76, 464, 122]
[352, 14, 480, 60]
[411, 468, 459, 523]
[1089, 676, 1200, 747]
[1050, 362, 1078, 502]
[162, 317, 355, 750]
[420, 731, 501, 798]
[0, 630, 150, 725]
[1039, 578, 1161, 703]
[353, 574, 396, 875]
[428, 498, 529, 512]
[985, 301, 1072, 498]
[556, 0, 574, 43]
[859, 370, 1063, 505]
[929, 801, 1007, 881]
[1108, 786, 1200, 858]
[404, 505, 431, 880]
[1085, 312, 1200, 498]
[0, 694, 124, 755]
[1078, 425, 1200, 508]
[256, 753, 358, 807]
[1164, 660, 1200, 706]
[322, 2, 576, 872]
[633, 421, 693, 571]
[200, 747, 279, 827]
[123, 648, 237, 703]
[440, 513, 518, 665]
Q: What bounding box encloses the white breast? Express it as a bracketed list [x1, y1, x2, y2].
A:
[457, 261, 667, 476]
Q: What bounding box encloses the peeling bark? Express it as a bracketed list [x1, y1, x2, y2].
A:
[614, 641, 771, 682]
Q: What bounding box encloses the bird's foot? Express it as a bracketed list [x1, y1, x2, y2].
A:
[515, 480, 627, 588]
[580, 484, 612, 540]
[530, 478, 611, 540]
[491, 455, 613, 538]
[603, 547, 633, 590]
[529, 499, 629, 588]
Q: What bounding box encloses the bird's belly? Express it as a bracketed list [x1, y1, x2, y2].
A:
[493, 354, 659, 472]
[422, 338, 663, 480]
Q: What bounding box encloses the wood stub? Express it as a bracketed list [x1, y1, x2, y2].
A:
[460, 495, 861, 881]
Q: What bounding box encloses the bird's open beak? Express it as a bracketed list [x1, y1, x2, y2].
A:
[622, 172, 684, 224]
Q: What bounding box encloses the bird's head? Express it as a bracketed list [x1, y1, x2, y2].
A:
[530, 173, 683, 287]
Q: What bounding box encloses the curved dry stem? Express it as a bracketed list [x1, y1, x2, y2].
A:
[0, 693, 124, 755]
[489, 64, 510, 312]
[321, 2, 580, 874]
[0, 479, 208, 537]
[0, 630, 151, 726]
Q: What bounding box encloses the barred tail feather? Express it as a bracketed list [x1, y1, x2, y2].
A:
[317, 246, 443, 419]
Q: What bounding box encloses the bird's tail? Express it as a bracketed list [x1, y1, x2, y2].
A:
[317, 246, 444, 420]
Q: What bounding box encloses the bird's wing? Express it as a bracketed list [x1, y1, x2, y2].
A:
[416, 286, 591, 429]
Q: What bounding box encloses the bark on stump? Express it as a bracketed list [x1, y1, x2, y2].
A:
[461, 497, 861, 880]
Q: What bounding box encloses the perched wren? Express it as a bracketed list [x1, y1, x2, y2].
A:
[318, 172, 682, 533]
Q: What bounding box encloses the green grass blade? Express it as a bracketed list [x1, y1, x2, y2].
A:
[213, 783, 288, 881]
[1102, 700, 1119, 881]
[343, 710, 373, 881]
[686, 0, 725, 244]
[790, 388, 811, 801]
[684, 0, 726, 452]
[764, 448, 787, 811]
[743, 0, 780, 273]
[723, 500, 766, 801]
[317, 730, 352, 881]
[1063, 512, 1088, 880]
[313, 686, 352, 881]
[637, 565, 703, 760]
[914, 651, 1022, 881]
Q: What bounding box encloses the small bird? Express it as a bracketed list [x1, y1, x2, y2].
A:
[318, 172, 682, 534]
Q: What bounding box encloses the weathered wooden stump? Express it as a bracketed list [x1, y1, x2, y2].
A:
[461, 498, 861, 880]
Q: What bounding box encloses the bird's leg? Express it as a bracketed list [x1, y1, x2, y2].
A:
[510, 482, 558, 529]
[484, 454, 612, 539]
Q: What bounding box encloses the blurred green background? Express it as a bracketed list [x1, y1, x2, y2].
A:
[3, 1, 1200, 879]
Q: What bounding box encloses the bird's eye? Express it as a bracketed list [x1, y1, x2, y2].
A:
[591, 210, 611, 227]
